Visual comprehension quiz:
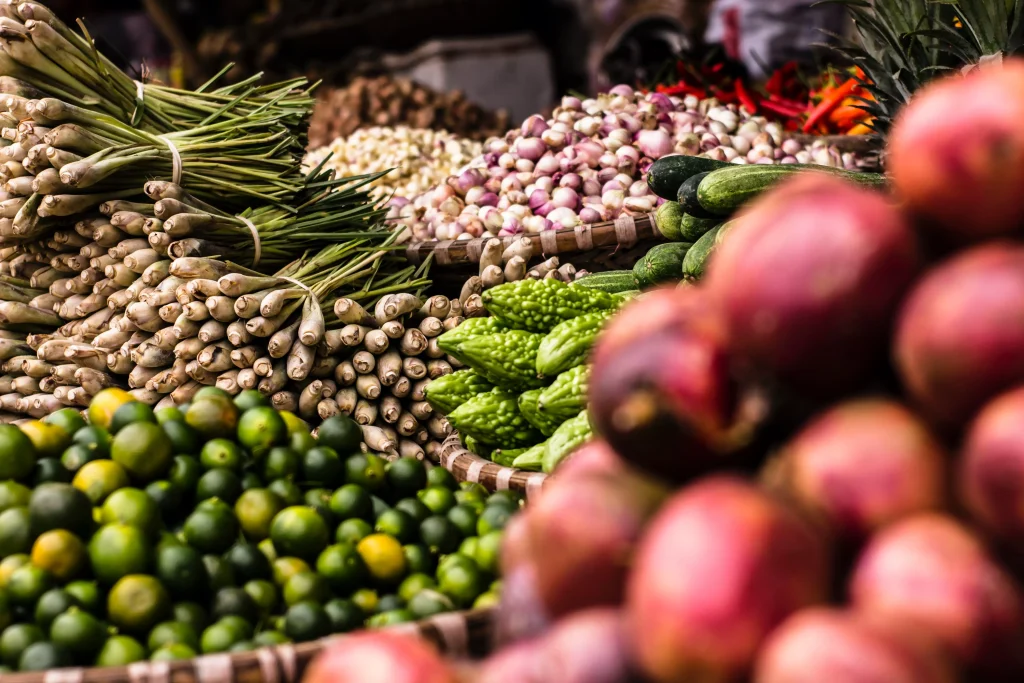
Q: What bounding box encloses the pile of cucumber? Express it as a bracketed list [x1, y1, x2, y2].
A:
[577, 156, 888, 293]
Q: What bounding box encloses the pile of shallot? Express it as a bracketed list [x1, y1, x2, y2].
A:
[389, 86, 855, 242]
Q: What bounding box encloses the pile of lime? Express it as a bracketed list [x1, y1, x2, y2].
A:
[0, 387, 517, 671]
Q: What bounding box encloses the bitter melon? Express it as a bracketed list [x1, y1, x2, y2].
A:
[482, 278, 618, 333]
[535, 310, 613, 377]
[424, 369, 495, 415]
[537, 364, 589, 422]
[447, 389, 543, 448]
[457, 330, 546, 390]
[542, 410, 593, 473]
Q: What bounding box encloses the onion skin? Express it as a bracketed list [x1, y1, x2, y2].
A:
[705, 173, 919, 399]
[850, 514, 1024, 680]
[627, 477, 831, 683]
[754, 608, 958, 683]
[895, 243, 1024, 429]
[772, 399, 948, 542]
[303, 632, 457, 683]
[889, 60, 1024, 244]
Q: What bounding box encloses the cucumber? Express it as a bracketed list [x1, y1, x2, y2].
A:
[572, 270, 637, 294]
[647, 155, 731, 200]
[654, 201, 685, 241]
[679, 213, 721, 242]
[677, 172, 717, 219]
[633, 242, 692, 289]
[696, 165, 888, 216]
[682, 225, 720, 281]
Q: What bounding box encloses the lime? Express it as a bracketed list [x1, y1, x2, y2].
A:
[335, 518, 373, 545]
[237, 407, 286, 457]
[162, 420, 200, 455]
[258, 538, 277, 564]
[168, 455, 202, 491]
[316, 543, 367, 594]
[145, 481, 184, 522]
[271, 557, 311, 587]
[328, 484, 373, 522]
[270, 507, 329, 561]
[44, 409, 86, 437]
[407, 589, 455, 619]
[279, 411, 308, 437]
[0, 425, 35, 482]
[438, 561, 484, 608]
[478, 505, 513, 535]
[345, 453, 387, 493]
[109, 402, 156, 434]
[200, 622, 239, 654]
[150, 643, 197, 661]
[183, 499, 238, 554]
[173, 602, 209, 634]
[71, 426, 111, 459]
[323, 598, 363, 634]
[366, 609, 414, 628]
[283, 571, 330, 607]
[356, 534, 407, 585]
[217, 615, 254, 640]
[230, 640, 254, 653]
[19, 640, 74, 671]
[211, 587, 259, 622]
[304, 488, 335, 525]
[185, 397, 239, 440]
[88, 388, 134, 430]
[0, 482, 29, 514]
[21, 421, 71, 459]
[426, 466, 458, 491]
[418, 486, 457, 515]
[0, 508, 31, 556]
[100, 487, 160, 536]
[73, 459, 129, 504]
[0, 623, 43, 667]
[243, 579, 277, 616]
[283, 601, 330, 642]
[107, 575, 171, 633]
[224, 543, 272, 582]
[154, 406, 185, 425]
[33, 588, 73, 631]
[475, 530, 503, 575]
[350, 588, 378, 615]
[89, 523, 150, 585]
[447, 504, 479, 538]
[7, 565, 53, 606]
[234, 390, 268, 412]
[60, 444, 101, 473]
[268, 478, 303, 505]
[454, 489, 486, 513]
[386, 458, 427, 497]
[31, 457, 72, 485]
[458, 536, 480, 562]
[50, 608, 106, 659]
[64, 581, 101, 615]
[95, 635, 146, 667]
[395, 497, 431, 523]
[317, 415, 362, 455]
[196, 468, 242, 504]
[403, 544, 435, 575]
[111, 422, 173, 482]
[156, 544, 206, 599]
[194, 387, 231, 402]
[31, 529, 87, 582]
[289, 429, 316, 456]
[200, 439, 245, 472]
[234, 488, 284, 541]
[372, 495, 393, 519]
[437, 553, 478, 577]
[0, 556, 28, 589]
[398, 573, 437, 604]
[419, 516, 462, 555]
[241, 472, 264, 490]
[303, 447, 344, 488]
[374, 509, 417, 544]
[203, 555, 236, 593]
[263, 446, 300, 481]
[253, 630, 290, 647]
[487, 491, 521, 509]
[473, 591, 499, 609]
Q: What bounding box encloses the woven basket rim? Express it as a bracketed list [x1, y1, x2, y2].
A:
[438, 432, 549, 498]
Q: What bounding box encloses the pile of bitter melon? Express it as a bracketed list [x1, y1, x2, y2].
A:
[422, 279, 631, 473]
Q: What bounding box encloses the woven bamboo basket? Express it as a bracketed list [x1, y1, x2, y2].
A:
[438, 432, 549, 499]
[0, 609, 495, 683]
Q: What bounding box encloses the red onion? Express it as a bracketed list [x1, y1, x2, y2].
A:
[482, 152, 499, 167]
[614, 172, 634, 188]
[498, 153, 515, 169]
[515, 137, 546, 162]
[548, 207, 579, 228]
[479, 206, 503, 232]
[534, 176, 554, 193]
[506, 190, 527, 205]
[559, 173, 582, 190]
[521, 114, 548, 138]
[487, 139, 509, 154]
[582, 178, 601, 196]
[628, 180, 648, 197]
[616, 146, 639, 172]
[552, 187, 579, 209]
[561, 95, 582, 110]
[597, 167, 617, 183]
[619, 113, 641, 134]
[575, 117, 601, 136]
[602, 190, 625, 211]
[598, 152, 617, 169]
[432, 184, 455, 207]
[507, 204, 528, 218]
[496, 196, 511, 211]
[477, 192, 499, 207]
[648, 92, 674, 113]
[464, 187, 486, 205]
[575, 140, 605, 167]
[524, 215, 552, 233]
[624, 196, 653, 212]
[579, 207, 602, 224]
[535, 155, 560, 176]
[535, 202, 554, 217]
[528, 189, 549, 211]
[636, 129, 672, 158]
[438, 196, 464, 219]
[541, 129, 566, 149]
[500, 175, 522, 194]
[386, 196, 410, 209]
[500, 214, 522, 235]
[639, 159, 654, 174]
[609, 84, 634, 97]
[515, 158, 535, 173]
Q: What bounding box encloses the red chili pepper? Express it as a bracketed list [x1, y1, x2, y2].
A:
[802, 77, 859, 133]
[734, 79, 758, 113]
[759, 99, 807, 118]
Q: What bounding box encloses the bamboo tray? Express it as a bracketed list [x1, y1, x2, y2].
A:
[438, 432, 549, 499]
[0, 609, 495, 683]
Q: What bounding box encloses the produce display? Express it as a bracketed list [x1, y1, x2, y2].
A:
[0, 388, 517, 670]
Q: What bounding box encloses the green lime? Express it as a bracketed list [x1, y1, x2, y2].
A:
[203, 555, 234, 594]
[216, 616, 254, 642]
[156, 545, 206, 599]
[374, 509, 417, 544]
[316, 543, 367, 594]
[173, 602, 209, 634]
[100, 487, 160, 536]
[459, 481, 489, 494]
[426, 466, 458, 491]
[0, 425, 35, 482]
[111, 422, 173, 482]
[21, 420, 72, 460]
[283, 571, 330, 607]
[345, 453, 387, 493]
[447, 504, 479, 538]
[398, 573, 437, 604]
[356, 534, 407, 585]
[33, 588, 74, 631]
[19, 640, 73, 671]
[372, 495, 393, 519]
[7, 565, 52, 606]
[283, 601, 330, 642]
[317, 415, 361, 455]
[237, 407, 287, 456]
[234, 488, 284, 541]
[168, 456, 202, 491]
[0, 623, 43, 667]
[185, 397, 239, 440]
[304, 488, 335, 526]
[350, 588, 378, 615]
[335, 518, 373, 545]
[87, 388, 133, 431]
[0, 508, 31, 556]
[289, 429, 316, 456]
[243, 579, 277, 615]
[89, 523, 151, 585]
[146, 480, 184, 524]
[454, 489, 486, 513]
[225, 543, 272, 582]
[29, 482, 92, 537]
[95, 635, 146, 667]
[395, 498, 431, 523]
[196, 468, 242, 504]
[473, 591, 499, 609]
[31, 529, 87, 582]
[438, 561, 484, 608]
[183, 499, 238, 554]
[302, 447, 344, 488]
[162, 420, 200, 455]
[403, 544, 435, 575]
[30, 457, 72, 485]
[386, 458, 427, 497]
[437, 552, 477, 577]
[279, 411, 308, 436]
[211, 587, 259, 622]
[322, 598, 362, 634]
[0, 481, 29, 514]
[73, 460, 129, 504]
[260, 536, 279, 563]
[270, 507, 329, 561]
[194, 387, 230, 402]
[458, 536, 480, 562]
[475, 531, 503, 575]
[0, 555, 28, 589]
[107, 575, 171, 633]
[366, 609, 414, 628]
[71, 426, 110, 459]
[263, 447, 300, 481]
[328, 484, 373, 522]
[200, 622, 239, 654]
[419, 516, 462, 555]
[241, 472, 263, 490]
[407, 589, 455, 619]
[234, 390, 268, 412]
[63, 581, 101, 615]
[486, 491, 522, 509]
[478, 505, 513, 535]
[229, 640, 254, 653]
[60, 444, 100, 473]
[148, 621, 200, 652]
[268, 478, 303, 505]
[271, 557, 311, 587]
[252, 630, 290, 647]
[200, 439, 245, 472]
[150, 643, 197, 662]
[50, 608, 106, 659]
[154, 406, 185, 425]
[44, 409, 86, 437]
[418, 486, 457, 515]
[109, 402, 156, 434]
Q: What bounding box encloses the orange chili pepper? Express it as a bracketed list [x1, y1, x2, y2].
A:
[802, 78, 860, 133]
